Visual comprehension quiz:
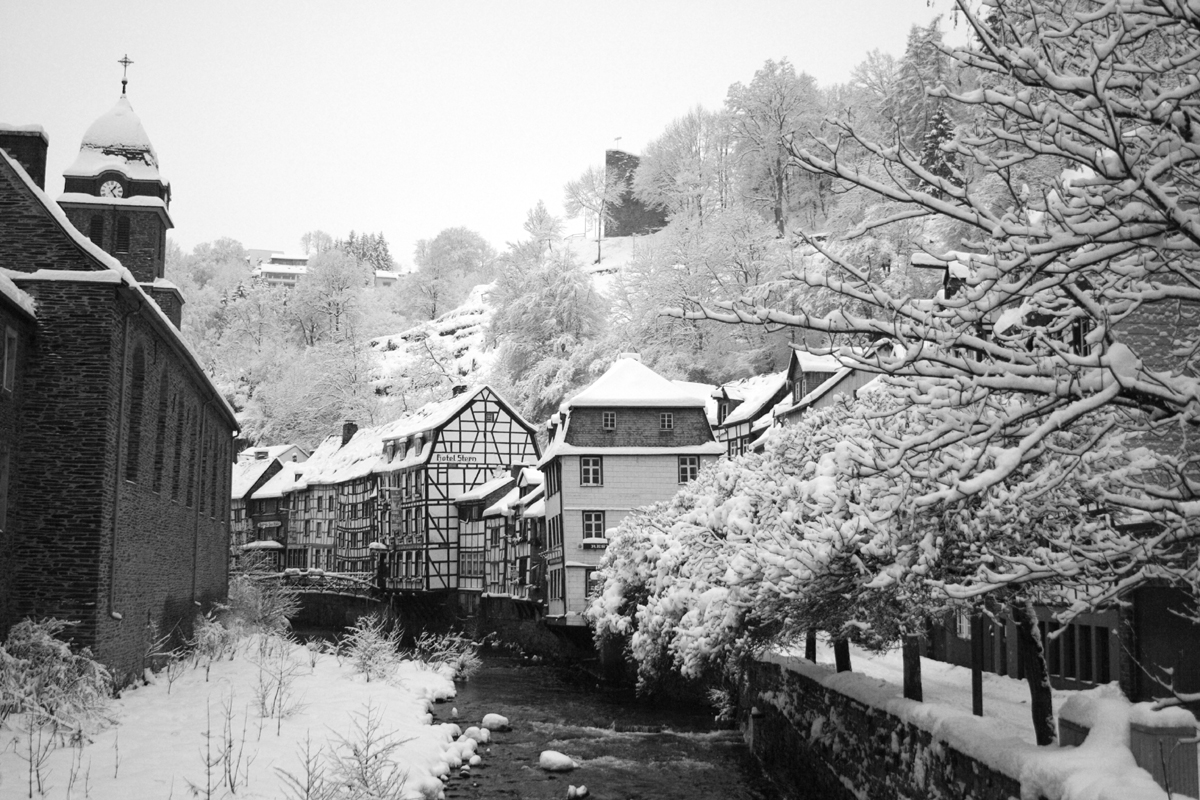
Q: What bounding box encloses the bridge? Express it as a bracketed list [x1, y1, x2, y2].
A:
[247, 570, 381, 602]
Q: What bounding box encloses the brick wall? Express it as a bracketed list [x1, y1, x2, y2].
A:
[60, 204, 165, 284]
[0, 300, 33, 631]
[3, 278, 233, 683]
[565, 407, 712, 447]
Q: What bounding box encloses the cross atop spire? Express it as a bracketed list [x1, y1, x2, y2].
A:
[118, 54, 134, 95]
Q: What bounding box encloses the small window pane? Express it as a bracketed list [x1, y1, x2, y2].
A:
[602, 411, 616, 430]
[660, 412, 673, 430]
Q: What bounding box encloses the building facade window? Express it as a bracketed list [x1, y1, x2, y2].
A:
[580, 456, 603, 486]
[678, 455, 699, 483]
[660, 412, 674, 431]
[89, 215, 104, 246]
[116, 217, 131, 253]
[125, 346, 146, 482]
[3, 327, 16, 392]
[582, 510, 605, 539]
[0, 443, 8, 533]
[484, 411, 497, 424]
[602, 411, 616, 430]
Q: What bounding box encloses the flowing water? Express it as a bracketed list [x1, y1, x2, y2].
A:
[436, 653, 775, 800]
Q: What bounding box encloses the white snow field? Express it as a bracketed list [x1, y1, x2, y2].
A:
[0, 635, 494, 800]
[788, 641, 1195, 800]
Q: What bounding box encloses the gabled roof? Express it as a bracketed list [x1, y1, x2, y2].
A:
[565, 355, 706, 409]
[718, 372, 789, 428]
[456, 473, 515, 504]
[483, 487, 520, 518]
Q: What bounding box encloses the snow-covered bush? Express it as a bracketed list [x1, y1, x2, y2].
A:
[227, 573, 300, 635]
[343, 613, 401, 682]
[407, 630, 482, 681]
[0, 618, 112, 731]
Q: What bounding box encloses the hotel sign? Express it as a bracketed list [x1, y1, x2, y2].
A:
[433, 454, 479, 463]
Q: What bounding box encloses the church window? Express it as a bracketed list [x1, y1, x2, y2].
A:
[186, 408, 197, 508]
[0, 443, 8, 533]
[152, 373, 168, 492]
[89, 216, 104, 246]
[116, 217, 131, 253]
[172, 403, 184, 500]
[124, 346, 146, 482]
[3, 327, 16, 392]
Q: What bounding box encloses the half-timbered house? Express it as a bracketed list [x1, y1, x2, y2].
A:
[711, 372, 790, 458]
[453, 472, 516, 614]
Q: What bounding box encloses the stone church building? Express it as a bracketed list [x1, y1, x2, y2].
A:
[0, 87, 238, 683]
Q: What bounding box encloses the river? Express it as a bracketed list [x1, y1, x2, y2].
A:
[437, 652, 775, 800]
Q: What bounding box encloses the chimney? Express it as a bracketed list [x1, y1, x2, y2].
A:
[451, 384, 468, 397]
[341, 420, 358, 447]
[0, 125, 48, 190]
[254, 449, 268, 461]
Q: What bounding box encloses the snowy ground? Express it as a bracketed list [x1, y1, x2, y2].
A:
[783, 640, 1192, 800]
[0, 635, 484, 800]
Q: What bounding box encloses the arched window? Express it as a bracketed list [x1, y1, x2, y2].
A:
[186, 408, 197, 508]
[89, 216, 104, 246]
[172, 401, 184, 501]
[124, 346, 146, 482]
[152, 372, 169, 492]
[116, 217, 131, 253]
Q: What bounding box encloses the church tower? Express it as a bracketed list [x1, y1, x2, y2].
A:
[58, 58, 184, 327]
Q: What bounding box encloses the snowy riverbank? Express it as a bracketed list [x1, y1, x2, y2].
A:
[0, 633, 484, 800]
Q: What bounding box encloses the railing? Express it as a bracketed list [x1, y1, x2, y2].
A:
[247, 570, 379, 600]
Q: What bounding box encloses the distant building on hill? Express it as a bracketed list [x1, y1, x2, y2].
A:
[251, 252, 399, 289]
[605, 150, 668, 237]
[0, 83, 238, 683]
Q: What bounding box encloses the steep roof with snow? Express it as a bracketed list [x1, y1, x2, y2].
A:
[565, 356, 707, 409]
[720, 371, 790, 428]
[64, 96, 163, 182]
[456, 473, 515, 504]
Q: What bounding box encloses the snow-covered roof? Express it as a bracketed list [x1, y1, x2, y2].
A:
[565, 356, 707, 409]
[455, 474, 514, 503]
[774, 367, 859, 419]
[519, 466, 544, 486]
[538, 441, 724, 467]
[792, 350, 844, 373]
[231, 457, 280, 499]
[719, 372, 789, 428]
[522, 498, 545, 519]
[483, 487, 520, 518]
[63, 96, 162, 182]
[254, 264, 306, 275]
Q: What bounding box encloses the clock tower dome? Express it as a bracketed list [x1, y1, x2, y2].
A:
[58, 59, 184, 327]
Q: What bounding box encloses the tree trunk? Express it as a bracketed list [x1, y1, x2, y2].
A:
[834, 639, 851, 673]
[773, 155, 786, 236]
[1012, 600, 1057, 745]
[903, 635, 923, 701]
[805, 629, 817, 662]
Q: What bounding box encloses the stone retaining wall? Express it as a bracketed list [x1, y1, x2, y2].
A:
[738, 658, 1027, 800]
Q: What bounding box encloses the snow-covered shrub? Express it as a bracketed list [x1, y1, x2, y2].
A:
[343, 614, 401, 682]
[227, 573, 300, 635]
[406, 630, 481, 680]
[0, 618, 112, 731]
[189, 610, 237, 681]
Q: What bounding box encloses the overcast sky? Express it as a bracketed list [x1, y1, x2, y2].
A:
[1, 0, 959, 268]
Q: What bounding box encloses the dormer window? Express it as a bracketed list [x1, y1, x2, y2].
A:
[660, 412, 674, 431]
[717, 401, 729, 425]
[602, 411, 616, 431]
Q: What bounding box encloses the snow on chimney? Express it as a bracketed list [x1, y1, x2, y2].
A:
[342, 420, 358, 447]
[617, 352, 642, 362]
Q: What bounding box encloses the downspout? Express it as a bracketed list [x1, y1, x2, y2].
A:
[192, 400, 210, 603]
[108, 295, 141, 620]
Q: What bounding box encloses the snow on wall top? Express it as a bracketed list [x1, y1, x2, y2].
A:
[565, 356, 707, 409]
[58, 192, 167, 209]
[0, 123, 48, 142]
[0, 271, 37, 317]
[64, 96, 161, 181]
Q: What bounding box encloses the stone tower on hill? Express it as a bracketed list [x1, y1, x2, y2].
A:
[57, 91, 184, 327]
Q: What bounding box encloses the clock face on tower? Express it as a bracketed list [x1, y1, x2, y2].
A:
[100, 180, 124, 198]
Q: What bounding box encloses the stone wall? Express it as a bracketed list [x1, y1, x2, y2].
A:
[739, 657, 1027, 800]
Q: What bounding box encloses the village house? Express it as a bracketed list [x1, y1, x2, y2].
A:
[453, 472, 517, 614]
[0, 90, 238, 682]
[239, 386, 539, 614]
[231, 444, 307, 555]
[538, 354, 724, 628]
